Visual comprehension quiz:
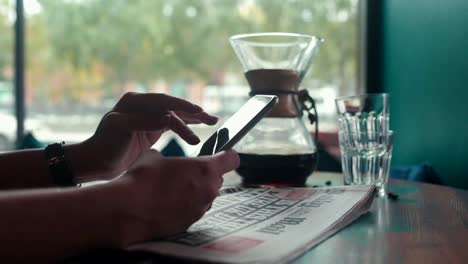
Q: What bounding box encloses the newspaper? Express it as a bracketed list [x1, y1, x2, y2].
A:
[128, 185, 376, 264]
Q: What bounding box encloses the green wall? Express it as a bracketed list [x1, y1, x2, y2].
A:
[382, 0, 468, 189]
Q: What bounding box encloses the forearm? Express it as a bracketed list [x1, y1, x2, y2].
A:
[0, 141, 113, 190]
[0, 183, 122, 262]
[0, 148, 52, 189]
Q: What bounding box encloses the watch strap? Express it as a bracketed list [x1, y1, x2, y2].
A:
[45, 142, 77, 187]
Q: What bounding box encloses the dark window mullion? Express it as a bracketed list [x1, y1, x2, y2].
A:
[14, 0, 25, 149]
[364, 0, 383, 93]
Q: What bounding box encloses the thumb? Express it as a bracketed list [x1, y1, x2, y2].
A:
[206, 149, 240, 175]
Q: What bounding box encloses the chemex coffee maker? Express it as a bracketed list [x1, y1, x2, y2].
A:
[229, 32, 323, 187]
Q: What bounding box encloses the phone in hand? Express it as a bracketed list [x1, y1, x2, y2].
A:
[194, 95, 278, 156]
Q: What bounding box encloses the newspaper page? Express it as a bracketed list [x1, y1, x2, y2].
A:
[128, 185, 376, 264]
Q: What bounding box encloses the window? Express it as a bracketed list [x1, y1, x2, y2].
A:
[22, 0, 358, 151]
[0, 0, 15, 150]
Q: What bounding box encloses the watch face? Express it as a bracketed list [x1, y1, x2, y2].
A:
[45, 142, 65, 159]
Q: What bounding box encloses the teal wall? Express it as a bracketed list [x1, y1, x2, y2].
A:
[382, 0, 468, 189]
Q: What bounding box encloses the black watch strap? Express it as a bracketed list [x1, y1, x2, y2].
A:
[45, 142, 77, 187]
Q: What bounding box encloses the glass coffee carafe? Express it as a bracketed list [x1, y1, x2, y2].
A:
[230, 32, 323, 187]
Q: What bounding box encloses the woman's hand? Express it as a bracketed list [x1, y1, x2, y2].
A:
[0, 148, 238, 262]
[110, 148, 240, 246]
[67, 92, 218, 182]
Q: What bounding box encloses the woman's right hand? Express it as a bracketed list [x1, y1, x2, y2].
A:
[111, 148, 240, 247]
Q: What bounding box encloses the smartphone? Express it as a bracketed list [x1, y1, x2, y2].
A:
[194, 95, 278, 156]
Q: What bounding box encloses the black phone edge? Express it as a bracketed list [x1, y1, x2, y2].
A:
[217, 95, 278, 153]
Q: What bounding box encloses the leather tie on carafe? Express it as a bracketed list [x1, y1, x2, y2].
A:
[297, 89, 319, 145]
[249, 88, 318, 145]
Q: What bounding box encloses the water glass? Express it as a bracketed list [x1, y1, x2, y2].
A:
[335, 93, 392, 196]
[339, 130, 393, 196]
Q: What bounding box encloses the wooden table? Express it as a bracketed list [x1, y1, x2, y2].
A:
[73, 172, 468, 263]
[224, 171, 468, 263]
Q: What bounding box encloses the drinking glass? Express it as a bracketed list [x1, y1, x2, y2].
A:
[335, 93, 392, 196]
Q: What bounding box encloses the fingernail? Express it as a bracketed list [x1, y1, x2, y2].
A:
[205, 112, 217, 118]
[205, 113, 218, 124]
[191, 134, 200, 143]
[162, 114, 171, 122]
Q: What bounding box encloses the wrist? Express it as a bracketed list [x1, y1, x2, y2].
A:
[99, 176, 148, 248]
[79, 181, 126, 249]
[64, 140, 119, 183]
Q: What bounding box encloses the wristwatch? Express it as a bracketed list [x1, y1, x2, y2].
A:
[45, 142, 77, 187]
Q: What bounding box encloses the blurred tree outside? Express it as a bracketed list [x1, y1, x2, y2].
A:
[0, 0, 13, 80]
[0, 0, 14, 111]
[1, 0, 358, 139]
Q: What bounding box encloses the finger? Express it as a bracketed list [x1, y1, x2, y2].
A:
[204, 177, 223, 212]
[114, 92, 203, 114]
[104, 112, 170, 133]
[105, 111, 201, 145]
[214, 173, 224, 189]
[204, 203, 213, 212]
[198, 149, 240, 175]
[214, 150, 241, 174]
[175, 111, 218, 125]
[166, 111, 201, 145]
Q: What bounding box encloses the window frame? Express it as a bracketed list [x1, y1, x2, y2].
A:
[14, 0, 25, 148]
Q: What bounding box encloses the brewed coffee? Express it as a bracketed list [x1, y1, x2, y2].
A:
[236, 153, 317, 187]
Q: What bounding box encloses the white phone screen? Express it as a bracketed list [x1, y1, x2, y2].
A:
[194, 95, 277, 156]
